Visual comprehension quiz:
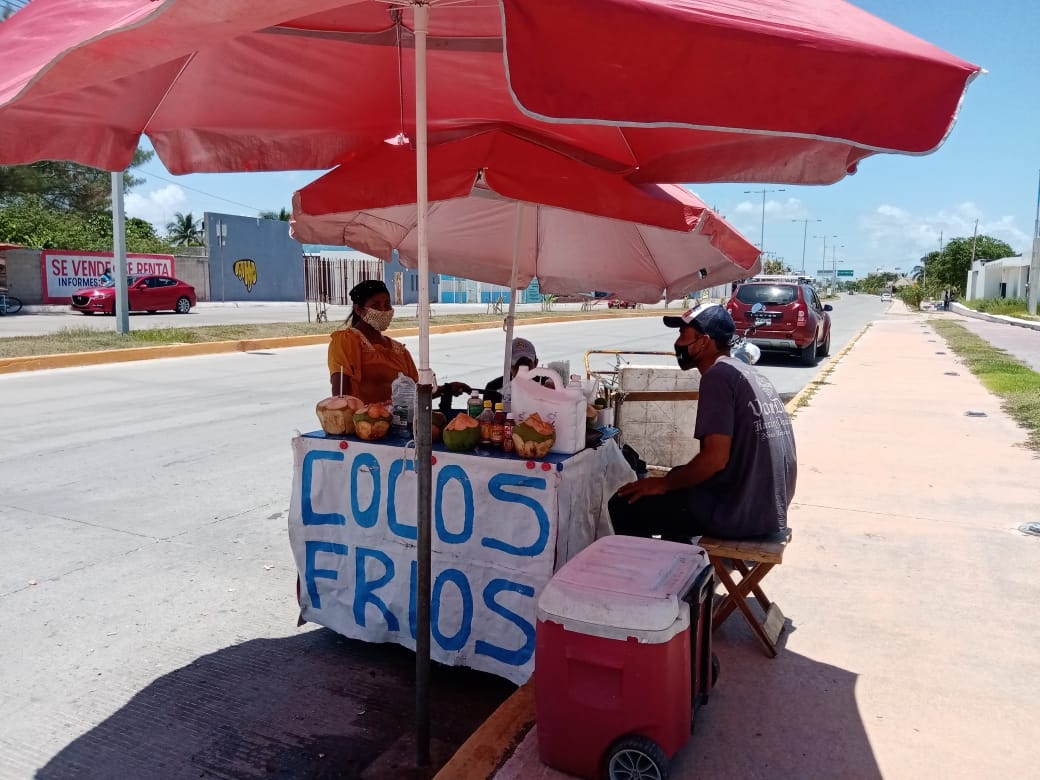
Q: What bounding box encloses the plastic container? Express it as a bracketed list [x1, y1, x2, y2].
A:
[467, 390, 483, 418]
[477, 400, 494, 446]
[390, 372, 416, 433]
[536, 536, 714, 780]
[510, 366, 586, 455]
[491, 402, 506, 448]
[502, 414, 515, 453]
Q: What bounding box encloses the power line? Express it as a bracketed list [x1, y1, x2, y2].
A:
[137, 167, 269, 213]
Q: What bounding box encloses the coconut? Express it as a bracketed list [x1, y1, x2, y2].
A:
[316, 395, 364, 435]
[511, 412, 556, 458]
[353, 403, 393, 440]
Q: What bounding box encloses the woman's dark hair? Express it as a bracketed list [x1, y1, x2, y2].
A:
[346, 279, 389, 326]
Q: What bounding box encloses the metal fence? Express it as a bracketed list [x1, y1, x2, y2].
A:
[303, 253, 384, 322]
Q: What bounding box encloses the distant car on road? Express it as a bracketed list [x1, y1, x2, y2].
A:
[881, 292, 893, 302]
[70, 275, 197, 315]
[607, 297, 638, 309]
[726, 280, 833, 365]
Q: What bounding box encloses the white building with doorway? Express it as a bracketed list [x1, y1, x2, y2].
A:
[965, 255, 1030, 301]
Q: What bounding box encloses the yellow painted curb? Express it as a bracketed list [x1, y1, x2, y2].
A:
[0, 310, 666, 375]
[785, 322, 871, 416]
[434, 680, 536, 780]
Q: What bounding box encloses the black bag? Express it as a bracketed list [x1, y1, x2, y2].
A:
[621, 443, 647, 475]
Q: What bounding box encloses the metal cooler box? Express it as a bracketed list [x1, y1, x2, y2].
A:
[535, 535, 715, 780]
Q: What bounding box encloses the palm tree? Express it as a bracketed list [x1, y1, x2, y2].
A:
[165, 211, 204, 246]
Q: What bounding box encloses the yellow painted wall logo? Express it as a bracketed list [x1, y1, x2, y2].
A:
[233, 258, 258, 292]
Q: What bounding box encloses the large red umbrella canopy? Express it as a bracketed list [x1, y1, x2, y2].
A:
[290, 132, 761, 301]
[0, 0, 980, 183]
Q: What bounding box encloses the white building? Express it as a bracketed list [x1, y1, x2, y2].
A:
[965, 255, 1030, 301]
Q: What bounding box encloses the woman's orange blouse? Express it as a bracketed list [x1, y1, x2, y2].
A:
[328, 327, 418, 404]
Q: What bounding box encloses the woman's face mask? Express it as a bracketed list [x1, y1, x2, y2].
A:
[361, 306, 394, 332]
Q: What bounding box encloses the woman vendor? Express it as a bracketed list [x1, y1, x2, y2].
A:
[328, 279, 470, 403]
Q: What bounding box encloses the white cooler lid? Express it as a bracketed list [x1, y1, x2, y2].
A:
[538, 535, 709, 635]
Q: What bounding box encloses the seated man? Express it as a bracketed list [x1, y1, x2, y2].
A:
[482, 337, 540, 405]
[609, 303, 796, 540]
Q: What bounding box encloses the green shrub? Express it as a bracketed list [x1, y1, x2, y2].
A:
[972, 297, 1028, 316]
[896, 285, 923, 310]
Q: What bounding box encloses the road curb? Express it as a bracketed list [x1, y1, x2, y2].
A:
[433, 681, 536, 780]
[785, 321, 872, 416]
[0, 310, 664, 375]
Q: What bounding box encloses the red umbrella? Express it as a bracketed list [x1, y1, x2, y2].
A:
[290, 131, 761, 303]
[291, 132, 763, 400]
[0, 2, 980, 762]
[0, 0, 979, 183]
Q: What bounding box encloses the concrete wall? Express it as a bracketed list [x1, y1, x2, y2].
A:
[0, 248, 43, 302]
[0, 247, 216, 304]
[385, 251, 439, 305]
[966, 256, 1030, 300]
[206, 213, 305, 302]
[172, 248, 211, 302]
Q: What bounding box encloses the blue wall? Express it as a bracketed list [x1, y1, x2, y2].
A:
[206, 213, 304, 302]
[386, 251, 439, 305]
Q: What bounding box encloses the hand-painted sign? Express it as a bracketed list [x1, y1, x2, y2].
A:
[41, 250, 175, 303]
[289, 434, 634, 683]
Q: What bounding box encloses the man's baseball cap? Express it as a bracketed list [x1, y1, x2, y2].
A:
[510, 337, 538, 367]
[663, 302, 736, 340]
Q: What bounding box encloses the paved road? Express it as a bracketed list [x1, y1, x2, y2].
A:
[3, 301, 596, 338]
[950, 313, 1040, 372]
[0, 305, 881, 779]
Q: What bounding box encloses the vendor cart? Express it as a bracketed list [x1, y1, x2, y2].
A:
[585, 350, 701, 470]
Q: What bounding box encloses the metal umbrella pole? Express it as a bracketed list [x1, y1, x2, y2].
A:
[411, 3, 433, 767]
[500, 201, 527, 406]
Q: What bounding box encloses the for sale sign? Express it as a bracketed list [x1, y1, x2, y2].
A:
[41, 250, 176, 303]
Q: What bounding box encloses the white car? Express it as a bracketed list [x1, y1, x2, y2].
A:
[881, 292, 893, 302]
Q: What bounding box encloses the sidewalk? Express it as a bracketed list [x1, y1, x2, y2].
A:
[471, 301, 1040, 779]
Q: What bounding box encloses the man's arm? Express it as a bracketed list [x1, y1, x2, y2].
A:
[615, 433, 731, 504]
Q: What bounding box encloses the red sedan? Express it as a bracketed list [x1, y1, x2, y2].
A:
[70, 275, 197, 315]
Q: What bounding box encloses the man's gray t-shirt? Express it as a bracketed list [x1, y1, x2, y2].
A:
[692, 356, 797, 537]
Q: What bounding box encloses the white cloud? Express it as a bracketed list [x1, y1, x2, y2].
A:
[859, 202, 1030, 266]
[125, 185, 188, 233]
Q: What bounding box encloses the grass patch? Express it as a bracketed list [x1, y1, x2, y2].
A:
[968, 297, 1040, 320]
[0, 309, 658, 359]
[932, 319, 1040, 451]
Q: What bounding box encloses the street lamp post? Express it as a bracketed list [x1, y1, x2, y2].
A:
[792, 218, 822, 275]
[813, 234, 837, 280]
[745, 188, 786, 251]
[831, 246, 845, 290]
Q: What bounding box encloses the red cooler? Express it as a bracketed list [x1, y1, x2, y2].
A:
[535, 535, 714, 780]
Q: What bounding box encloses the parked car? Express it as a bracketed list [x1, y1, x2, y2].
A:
[70, 275, 197, 315]
[725, 281, 833, 365]
[881, 292, 893, 302]
[607, 297, 637, 309]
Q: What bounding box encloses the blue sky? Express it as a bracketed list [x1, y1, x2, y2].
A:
[123, 0, 1040, 281]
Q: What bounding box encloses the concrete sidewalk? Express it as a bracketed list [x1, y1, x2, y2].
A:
[473, 303, 1040, 779]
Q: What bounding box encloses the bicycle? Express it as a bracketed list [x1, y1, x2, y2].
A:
[0, 291, 23, 315]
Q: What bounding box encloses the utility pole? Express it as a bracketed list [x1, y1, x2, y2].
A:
[792, 218, 822, 275]
[745, 188, 785, 251]
[814, 234, 836, 282]
[1030, 169, 1040, 315]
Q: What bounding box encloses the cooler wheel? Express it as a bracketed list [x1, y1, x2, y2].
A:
[605, 735, 669, 780]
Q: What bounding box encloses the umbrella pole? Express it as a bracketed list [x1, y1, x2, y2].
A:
[501, 203, 525, 405]
[412, 2, 433, 768]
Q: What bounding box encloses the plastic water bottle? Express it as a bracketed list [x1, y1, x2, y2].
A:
[467, 390, 483, 418]
[390, 373, 416, 434]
